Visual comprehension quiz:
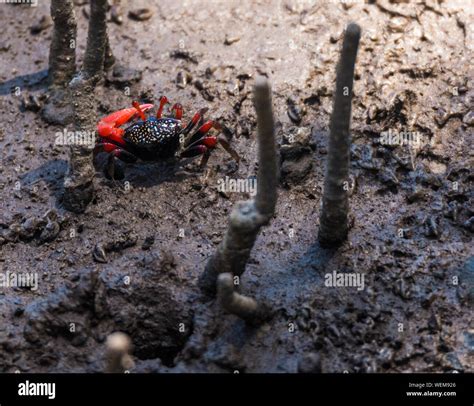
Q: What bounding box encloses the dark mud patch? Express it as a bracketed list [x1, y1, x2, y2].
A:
[103, 250, 194, 366]
[18, 250, 194, 371]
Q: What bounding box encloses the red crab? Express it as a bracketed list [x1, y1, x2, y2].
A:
[94, 96, 239, 179]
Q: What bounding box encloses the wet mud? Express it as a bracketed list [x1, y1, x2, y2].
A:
[0, 0, 472, 372]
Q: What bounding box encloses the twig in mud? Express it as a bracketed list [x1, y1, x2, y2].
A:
[318, 23, 361, 247]
[62, 0, 110, 213]
[104, 33, 116, 71]
[217, 273, 271, 326]
[105, 332, 134, 373]
[198, 77, 278, 295]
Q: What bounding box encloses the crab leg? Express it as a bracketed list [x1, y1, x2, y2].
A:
[170, 103, 183, 120]
[179, 142, 212, 168]
[179, 147, 212, 168]
[184, 120, 217, 148]
[185, 135, 218, 150]
[93, 142, 138, 163]
[181, 120, 240, 163]
[180, 145, 208, 158]
[218, 136, 241, 163]
[156, 96, 169, 119]
[180, 108, 208, 139]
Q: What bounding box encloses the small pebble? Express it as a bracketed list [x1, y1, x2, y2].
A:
[128, 8, 153, 22]
[406, 188, 429, 203]
[287, 103, 303, 125]
[93, 243, 108, 263]
[111, 5, 123, 25]
[463, 111, 474, 127]
[30, 15, 52, 34]
[142, 236, 155, 251]
[224, 36, 240, 46]
[388, 17, 408, 33]
[39, 220, 60, 243]
[463, 217, 474, 233]
[424, 216, 439, 239]
[176, 71, 192, 89]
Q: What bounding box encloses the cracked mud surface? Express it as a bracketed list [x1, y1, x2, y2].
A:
[0, 0, 472, 372]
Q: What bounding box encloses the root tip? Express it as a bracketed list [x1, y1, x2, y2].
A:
[346, 22, 361, 40]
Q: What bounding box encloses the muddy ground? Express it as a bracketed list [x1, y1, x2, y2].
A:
[0, 0, 472, 373]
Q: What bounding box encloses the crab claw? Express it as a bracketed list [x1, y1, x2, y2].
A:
[97, 104, 153, 140]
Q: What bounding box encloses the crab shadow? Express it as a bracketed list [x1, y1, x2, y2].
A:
[261, 241, 337, 304]
[19, 151, 229, 211]
[94, 153, 203, 189]
[19, 159, 69, 206]
[0, 69, 48, 96]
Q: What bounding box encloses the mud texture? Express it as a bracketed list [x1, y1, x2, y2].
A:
[0, 0, 472, 373]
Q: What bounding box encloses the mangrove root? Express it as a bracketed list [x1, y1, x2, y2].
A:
[62, 0, 110, 213]
[198, 77, 278, 295]
[217, 273, 271, 325]
[318, 22, 361, 247]
[42, 0, 77, 125]
[105, 332, 134, 373]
